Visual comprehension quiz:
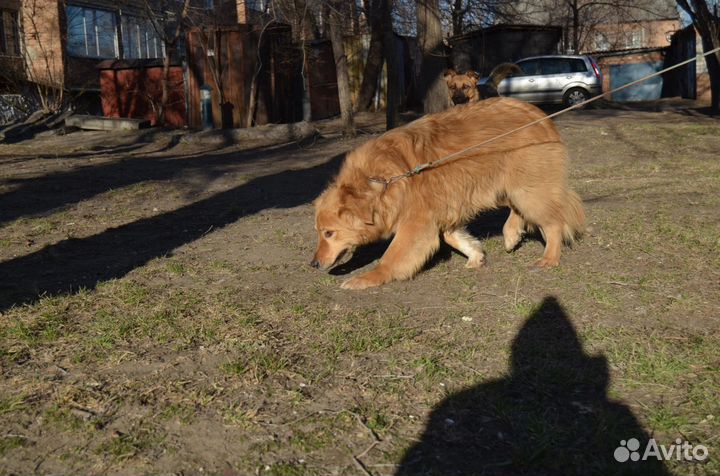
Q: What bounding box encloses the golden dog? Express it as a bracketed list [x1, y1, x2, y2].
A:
[445, 63, 523, 104]
[311, 97, 585, 290]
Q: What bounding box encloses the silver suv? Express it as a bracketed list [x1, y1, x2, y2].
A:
[482, 55, 603, 106]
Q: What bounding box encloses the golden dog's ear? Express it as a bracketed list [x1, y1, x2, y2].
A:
[467, 70, 479, 81]
[338, 183, 379, 225]
[443, 69, 457, 83]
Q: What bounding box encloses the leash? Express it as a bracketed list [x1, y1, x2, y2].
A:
[369, 46, 720, 188]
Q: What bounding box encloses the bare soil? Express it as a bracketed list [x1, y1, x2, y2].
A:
[0, 107, 718, 475]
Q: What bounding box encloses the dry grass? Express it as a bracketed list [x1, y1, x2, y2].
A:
[0, 109, 718, 475]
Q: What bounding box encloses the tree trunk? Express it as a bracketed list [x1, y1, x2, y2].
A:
[382, 0, 400, 129]
[160, 44, 174, 126]
[328, 0, 356, 136]
[571, 0, 580, 54]
[452, 0, 464, 37]
[677, 0, 720, 113]
[700, 36, 720, 113]
[357, 0, 385, 112]
[416, 0, 451, 113]
[694, 5, 720, 113]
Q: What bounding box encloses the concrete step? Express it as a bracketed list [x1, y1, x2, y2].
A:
[65, 115, 150, 131]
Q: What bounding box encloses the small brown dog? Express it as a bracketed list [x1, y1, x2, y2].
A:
[444, 69, 481, 104]
[445, 63, 523, 104]
[311, 97, 585, 290]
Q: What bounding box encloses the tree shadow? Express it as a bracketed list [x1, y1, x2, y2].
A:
[0, 153, 344, 311]
[0, 139, 322, 227]
[396, 296, 671, 476]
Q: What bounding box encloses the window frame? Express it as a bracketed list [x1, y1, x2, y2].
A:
[0, 9, 21, 57]
[65, 4, 120, 59]
[119, 14, 166, 60]
[65, 2, 167, 60]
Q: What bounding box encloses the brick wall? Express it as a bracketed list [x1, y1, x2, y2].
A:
[20, 0, 64, 88]
[590, 19, 679, 52]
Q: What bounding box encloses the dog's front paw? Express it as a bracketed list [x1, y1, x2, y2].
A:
[340, 274, 384, 290]
[534, 257, 559, 268]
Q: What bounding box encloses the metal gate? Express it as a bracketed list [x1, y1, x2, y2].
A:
[610, 61, 664, 102]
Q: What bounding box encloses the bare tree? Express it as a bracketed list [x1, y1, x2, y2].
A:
[357, 0, 385, 111]
[141, 0, 191, 126]
[511, 0, 678, 53]
[326, 0, 355, 135]
[187, 24, 227, 126]
[383, 0, 402, 129]
[444, 0, 518, 36]
[677, 0, 720, 113]
[16, 0, 66, 113]
[562, 0, 645, 53]
[417, 0, 451, 112]
[270, 0, 321, 121]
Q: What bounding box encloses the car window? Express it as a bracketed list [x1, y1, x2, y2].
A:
[539, 58, 568, 74]
[569, 58, 588, 72]
[517, 59, 540, 75]
[538, 58, 589, 75]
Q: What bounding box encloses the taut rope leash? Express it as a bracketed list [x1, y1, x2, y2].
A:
[369, 46, 720, 188]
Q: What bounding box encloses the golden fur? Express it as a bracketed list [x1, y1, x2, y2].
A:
[312, 97, 585, 290]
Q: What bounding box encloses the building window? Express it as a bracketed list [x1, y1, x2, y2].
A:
[594, 33, 611, 52]
[66, 5, 118, 58]
[120, 16, 165, 59]
[0, 9, 21, 56]
[626, 29, 643, 49]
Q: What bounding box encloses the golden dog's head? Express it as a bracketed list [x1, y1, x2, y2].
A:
[444, 69, 480, 105]
[311, 180, 384, 270]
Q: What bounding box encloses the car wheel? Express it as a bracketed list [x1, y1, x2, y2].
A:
[563, 88, 590, 107]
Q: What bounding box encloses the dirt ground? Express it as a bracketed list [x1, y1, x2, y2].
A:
[0, 105, 718, 476]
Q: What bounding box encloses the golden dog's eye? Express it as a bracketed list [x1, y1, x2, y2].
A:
[324, 230, 334, 238]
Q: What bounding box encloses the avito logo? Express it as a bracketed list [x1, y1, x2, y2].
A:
[614, 438, 709, 463]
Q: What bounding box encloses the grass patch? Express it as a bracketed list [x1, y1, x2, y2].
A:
[222, 343, 293, 380]
[317, 309, 414, 358]
[165, 260, 186, 275]
[414, 355, 448, 384]
[0, 395, 28, 415]
[261, 461, 311, 476]
[96, 425, 165, 461]
[0, 435, 29, 455]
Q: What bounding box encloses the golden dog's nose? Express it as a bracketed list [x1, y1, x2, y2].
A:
[309, 259, 320, 269]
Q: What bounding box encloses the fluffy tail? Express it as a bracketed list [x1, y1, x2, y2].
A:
[487, 63, 523, 89]
[562, 190, 586, 244]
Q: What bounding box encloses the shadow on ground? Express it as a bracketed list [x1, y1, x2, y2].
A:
[329, 207, 515, 276]
[0, 152, 344, 311]
[395, 296, 670, 476]
[0, 139, 317, 227]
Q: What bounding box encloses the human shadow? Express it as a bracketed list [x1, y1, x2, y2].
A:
[0, 153, 344, 311]
[396, 296, 671, 476]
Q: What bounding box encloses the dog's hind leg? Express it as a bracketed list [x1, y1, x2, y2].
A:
[534, 223, 563, 267]
[508, 190, 565, 267]
[341, 220, 440, 290]
[443, 228, 485, 268]
[502, 208, 526, 252]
